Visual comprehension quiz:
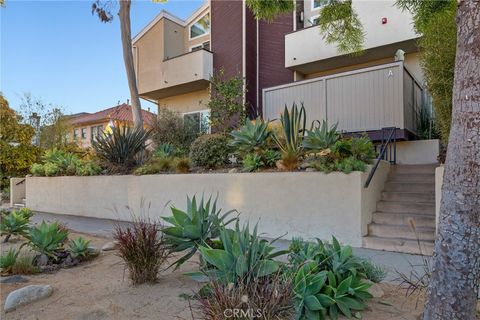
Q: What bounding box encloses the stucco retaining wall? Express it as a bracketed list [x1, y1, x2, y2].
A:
[395, 139, 439, 165]
[25, 162, 389, 247]
[10, 178, 26, 207]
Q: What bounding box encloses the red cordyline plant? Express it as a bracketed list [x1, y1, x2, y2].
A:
[113, 217, 170, 285]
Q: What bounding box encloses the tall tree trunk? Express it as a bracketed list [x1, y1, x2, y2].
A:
[119, 0, 143, 129]
[423, 1, 480, 319]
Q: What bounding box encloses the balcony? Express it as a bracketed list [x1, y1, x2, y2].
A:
[138, 49, 213, 100]
[285, 1, 420, 74]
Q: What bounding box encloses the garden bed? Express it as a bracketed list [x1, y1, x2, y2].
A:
[1, 231, 430, 320]
[25, 161, 390, 248]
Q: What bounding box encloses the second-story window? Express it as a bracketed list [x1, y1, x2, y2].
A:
[190, 41, 210, 52]
[189, 13, 210, 40]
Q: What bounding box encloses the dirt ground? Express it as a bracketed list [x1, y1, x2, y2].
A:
[0, 232, 475, 320]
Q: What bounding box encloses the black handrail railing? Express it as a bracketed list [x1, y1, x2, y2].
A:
[364, 127, 397, 188]
[15, 179, 26, 186]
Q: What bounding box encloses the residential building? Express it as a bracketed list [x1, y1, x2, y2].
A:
[134, 0, 425, 140]
[68, 103, 156, 148]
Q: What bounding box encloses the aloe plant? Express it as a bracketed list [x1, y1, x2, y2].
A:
[162, 195, 238, 269]
[303, 120, 340, 152]
[0, 248, 20, 275]
[230, 118, 272, 155]
[27, 221, 69, 258]
[195, 223, 288, 284]
[0, 209, 31, 242]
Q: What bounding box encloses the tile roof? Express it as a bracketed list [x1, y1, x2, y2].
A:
[69, 104, 156, 126]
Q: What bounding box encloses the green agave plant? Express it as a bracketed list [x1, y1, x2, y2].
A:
[27, 221, 69, 258]
[293, 261, 372, 320]
[1, 209, 32, 242]
[303, 120, 340, 152]
[272, 103, 307, 156]
[230, 118, 272, 155]
[68, 237, 91, 258]
[162, 195, 238, 270]
[195, 222, 288, 284]
[154, 142, 174, 158]
[242, 153, 265, 172]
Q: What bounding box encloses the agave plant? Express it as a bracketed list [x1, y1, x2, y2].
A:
[42, 149, 81, 175]
[162, 195, 238, 269]
[303, 120, 340, 152]
[0, 209, 31, 242]
[272, 103, 307, 170]
[293, 261, 372, 320]
[68, 237, 91, 258]
[195, 222, 288, 284]
[92, 125, 151, 173]
[27, 221, 69, 259]
[230, 118, 272, 155]
[154, 143, 174, 158]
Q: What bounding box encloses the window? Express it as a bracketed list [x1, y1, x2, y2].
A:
[90, 125, 104, 142]
[81, 128, 87, 139]
[190, 41, 210, 52]
[73, 129, 79, 140]
[183, 110, 210, 133]
[189, 13, 210, 39]
[312, 0, 330, 10]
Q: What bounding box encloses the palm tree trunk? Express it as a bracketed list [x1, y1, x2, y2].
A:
[119, 0, 143, 129]
[423, 1, 480, 319]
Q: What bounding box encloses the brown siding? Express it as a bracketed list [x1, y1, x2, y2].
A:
[211, 0, 243, 79]
[258, 13, 294, 115]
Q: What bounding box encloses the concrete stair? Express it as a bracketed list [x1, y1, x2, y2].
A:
[363, 164, 437, 255]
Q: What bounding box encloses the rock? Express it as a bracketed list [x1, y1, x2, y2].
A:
[368, 282, 384, 298]
[228, 168, 240, 174]
[87, 247, 100, 257]
[276, 160, 287, 171]
[305, 167, 316, 172]
[4, 285, 53, 312]
[0, 275, 29, 284]
[101, 241, 119, 251]
[36, 254, 49, 267]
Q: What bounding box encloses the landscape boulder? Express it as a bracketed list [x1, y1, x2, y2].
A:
[4, 285, 53, 312]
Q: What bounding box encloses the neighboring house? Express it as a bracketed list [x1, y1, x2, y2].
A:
[68, 104, 156, 148]
[134, 0, 426, 141]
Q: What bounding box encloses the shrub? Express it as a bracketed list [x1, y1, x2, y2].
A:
[199, 272, 294, 320]
[43, 162, 61, 176]
[151, 107, 198, 156]
[0, 248, 19, 275]
[336, 156, 367, 174]
[93, 125, 151, 173]
[242, 153, 264, 172]
[30, 163, 45, 176]
[208, 69, 246, 133]
[12, 252, 38, 275]
[196, 223, 287, 285]
[30, 149, 101, 177]
[134, 156, 173, 175]
[162, 195, 238, 269]
[230, 118, 272, 156]
[68, 237, 91, 259]
[0, 208, 31, 242]
[189, 134, 231, 169]
[113, 218, 170, 285]
[27, 221, 69, 259]
[173, 157, 190, 173]
[272, 103, 306, 171]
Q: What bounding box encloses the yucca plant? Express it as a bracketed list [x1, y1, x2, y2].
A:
[0, 248, 20, 275]
[272, 103, 307, 170]
[303, 120, 340, 152]
[27, 221, 69, 259]
[230, 118, 272, 155]
[1, 209, 31, 242]
[92, 125, 151, 173]
[162, 195, 238, 270]
[195, 222, 287, 285]
[68, 237, 91, 259]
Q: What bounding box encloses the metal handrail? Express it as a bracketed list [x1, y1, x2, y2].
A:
[15, 179, 26, 186]
[364, 127, 397, 188]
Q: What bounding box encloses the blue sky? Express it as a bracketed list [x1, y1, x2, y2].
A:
[0, 0, 204, 114]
